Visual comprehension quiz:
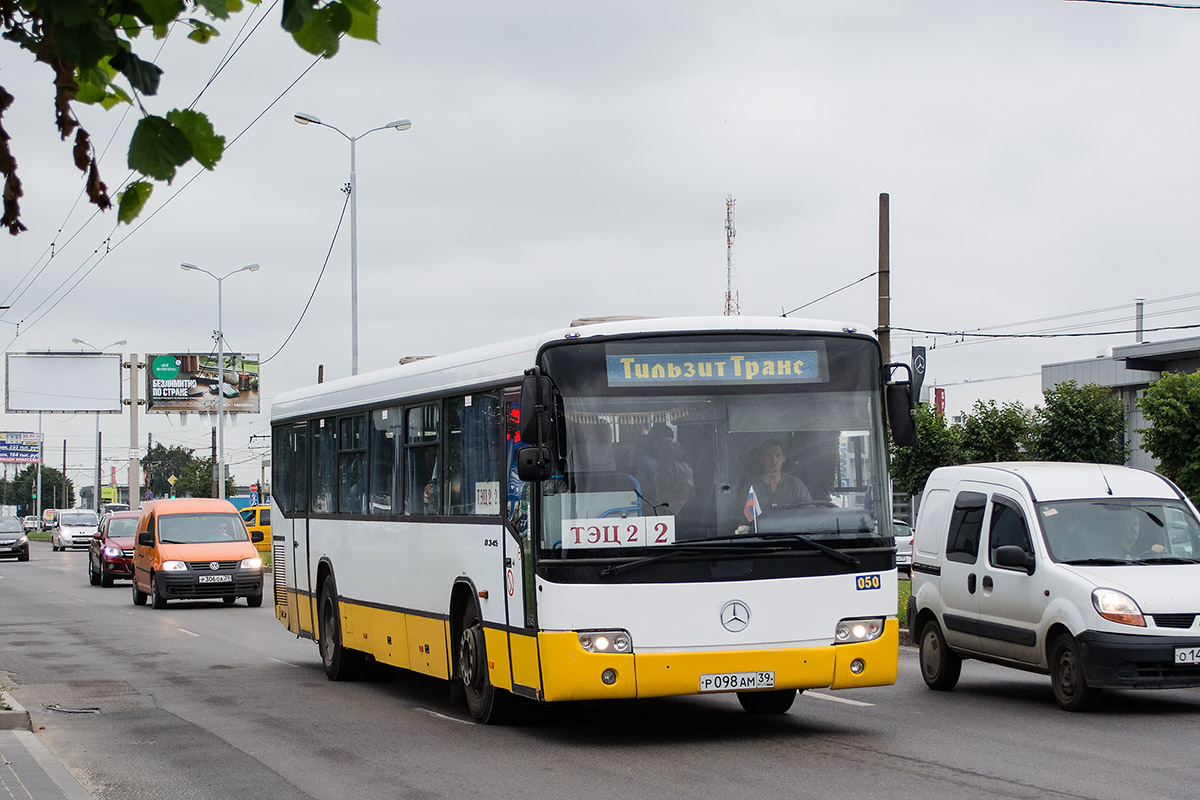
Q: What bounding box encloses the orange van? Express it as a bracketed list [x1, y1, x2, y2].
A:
[131, 498, 264, 608]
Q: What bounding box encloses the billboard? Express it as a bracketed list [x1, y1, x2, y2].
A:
[5, 352, 124, 413]
[146, 353, 261, 414]
[0, 432, 43, 463]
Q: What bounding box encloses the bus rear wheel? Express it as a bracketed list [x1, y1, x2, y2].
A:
[458, 604, 514, 724]
[318, 575, 364, 681]
[737, 688, 797, 714]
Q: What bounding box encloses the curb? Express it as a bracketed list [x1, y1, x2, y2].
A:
[0, 689, 32, 731]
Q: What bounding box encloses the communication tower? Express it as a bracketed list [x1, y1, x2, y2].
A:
[724, 195, 739, 316]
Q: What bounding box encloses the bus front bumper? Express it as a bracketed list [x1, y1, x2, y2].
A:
[535, 618, 898, 702]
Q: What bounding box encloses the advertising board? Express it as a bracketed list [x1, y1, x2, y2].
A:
[0, 432, 42, 463]
[145, 353, 261, 414]
[5, 352, 123, 413]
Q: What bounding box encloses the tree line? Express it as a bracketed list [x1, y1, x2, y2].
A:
[892, 373, 1200, 505]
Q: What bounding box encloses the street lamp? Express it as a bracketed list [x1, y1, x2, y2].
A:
[72, 337, 127, 511]
[294, 111, 412, 376]
[180, 262, 260, 500]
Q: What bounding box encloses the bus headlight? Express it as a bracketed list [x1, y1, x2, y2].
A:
[835, 617, 884, 643]
[578, 630, 633, 653]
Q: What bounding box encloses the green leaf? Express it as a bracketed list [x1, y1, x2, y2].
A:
[166, 109, 225, 169]
[128, 115, 193, 181]
[138, 0, 187, 27]
[117, 180, 154, 224]
[194, 0, 234, 20]
[290, 3, 352, 57]
[280, 0, 315, 34]
[340, 0, 380, 42]
[110, 50, 164, 95]
[99, 86, 132, 110]
[50, 18, 122, 69]
[186, 19, 221, 43]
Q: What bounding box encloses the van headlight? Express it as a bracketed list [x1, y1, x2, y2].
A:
[834, 617, 885, 643]
[240, 557, 263, 570]
[1092, 588, 1146, 627]
[162, 560, 187, 571]
[578, 630, 633, 653]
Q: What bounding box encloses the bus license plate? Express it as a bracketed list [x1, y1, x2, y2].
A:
[198, 575, 232, 584]
[699, 671, 775, 692]
[1175, 647, 1200, 665]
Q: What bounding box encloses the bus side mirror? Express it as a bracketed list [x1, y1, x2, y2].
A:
[516, 446, 555, 482]
[884, 362, 917, 447]
[518, 372, 554, 446]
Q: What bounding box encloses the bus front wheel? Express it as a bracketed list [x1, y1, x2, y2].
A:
[458, 604, 513, 724]
[319, 575, 364, 681]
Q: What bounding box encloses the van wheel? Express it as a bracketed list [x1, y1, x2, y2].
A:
[132, 578, 148, 606]
[1050, 634, 1099, 712]
[151, 573, 168, 609]
[246, 592, 263, 608]
[318, 575, 364, 681]
[223, 596, 237, 605]
[918, 619, 962, 690]
[737, 688, 798, 714]
[458, 603, 514, 724]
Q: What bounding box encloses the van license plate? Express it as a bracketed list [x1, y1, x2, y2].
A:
[1175, 647, 1200, 665]
[198, 575, 232, 584]
[698, 671, 775, 692]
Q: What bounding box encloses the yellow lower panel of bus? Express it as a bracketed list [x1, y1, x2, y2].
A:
[336, 602, 451, 680]
[538, 619, 898, 702]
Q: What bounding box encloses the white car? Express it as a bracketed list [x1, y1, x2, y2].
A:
[893, 520, 913, 572]
[51, 509, 100, 551]
[22, 515, 38, 532]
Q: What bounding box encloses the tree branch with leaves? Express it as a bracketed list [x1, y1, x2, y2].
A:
[0, 0, 379, 236]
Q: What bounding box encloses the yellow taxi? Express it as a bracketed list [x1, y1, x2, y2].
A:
[239, 504, 271, 554]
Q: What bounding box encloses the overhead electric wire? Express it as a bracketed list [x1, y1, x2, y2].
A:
[261, 189, 352, 365]
[1057, 0, 1200, 7]
[782, 272, 877, 317]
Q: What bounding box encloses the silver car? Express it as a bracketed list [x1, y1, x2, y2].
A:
[52, 509, 100, 551]
[894, 519, 913, 573]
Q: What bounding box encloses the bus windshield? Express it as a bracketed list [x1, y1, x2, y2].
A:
[535, 334, 891, 575]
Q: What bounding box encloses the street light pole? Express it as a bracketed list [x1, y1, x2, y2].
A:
[294, 112, 412, 376]
[180, 262, 260, 500]
[71, 337, 126, 510]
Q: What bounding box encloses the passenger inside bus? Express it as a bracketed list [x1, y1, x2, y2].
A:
[632, 424, 694, 515]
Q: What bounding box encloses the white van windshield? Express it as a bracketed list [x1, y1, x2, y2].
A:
[60, 511, 99, 526]
[1038, 499, 1200, 563]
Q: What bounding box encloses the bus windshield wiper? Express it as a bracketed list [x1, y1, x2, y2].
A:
[598, 544, 760, 577]
[700, 532, 861, 566]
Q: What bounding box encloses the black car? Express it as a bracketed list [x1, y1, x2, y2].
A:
[0, 516, 30, 561]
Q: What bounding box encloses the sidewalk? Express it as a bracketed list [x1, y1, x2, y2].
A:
[0, 693, 94, 800]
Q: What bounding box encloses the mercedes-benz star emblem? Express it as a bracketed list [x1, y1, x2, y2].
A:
[720, 600, 750, 633]
[209, 561, 219, 571]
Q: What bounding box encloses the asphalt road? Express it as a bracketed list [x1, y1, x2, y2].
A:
[2, 540, 1198, 800]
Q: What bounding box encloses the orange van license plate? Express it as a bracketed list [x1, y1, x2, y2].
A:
[198, 575, 232, 584]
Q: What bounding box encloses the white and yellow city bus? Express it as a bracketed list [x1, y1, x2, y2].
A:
[270, 316, 916, 722]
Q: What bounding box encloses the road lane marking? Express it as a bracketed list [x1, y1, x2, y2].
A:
[414, 708, 472, 725]
[803, 691, 874, 707]
[268, 657, 300, 668]
[178, 628, 200, 637]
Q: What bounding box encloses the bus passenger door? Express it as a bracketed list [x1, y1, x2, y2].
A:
[289, 422, 317, 637]
[504, 393, 540, 698]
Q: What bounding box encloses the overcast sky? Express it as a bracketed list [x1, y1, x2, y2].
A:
[2, 0, 1198, 495]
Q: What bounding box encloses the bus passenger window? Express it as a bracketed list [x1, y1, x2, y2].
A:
[369, 408, 399, 514]
[339, 415, 367, 514]
[310, 418, 336, 514]
[405, 404, 440, 515]
[446, 394, 502, 516]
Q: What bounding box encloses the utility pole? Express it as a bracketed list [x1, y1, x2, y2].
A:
[877, 193, 891, 364]
[128, 354, 141, 511]
[724, 195, 739, 316]
[61, 440, 67, 507]
[211, 427, 218, 499]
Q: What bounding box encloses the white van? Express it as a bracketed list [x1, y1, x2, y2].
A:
[52, 509, 100, 551]
[908, 462, 1200, 711]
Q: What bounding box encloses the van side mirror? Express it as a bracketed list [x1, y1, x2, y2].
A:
[884, 363, 917, 447]
[994, 544, 1036, 575]
[137, 531, 155, 548]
